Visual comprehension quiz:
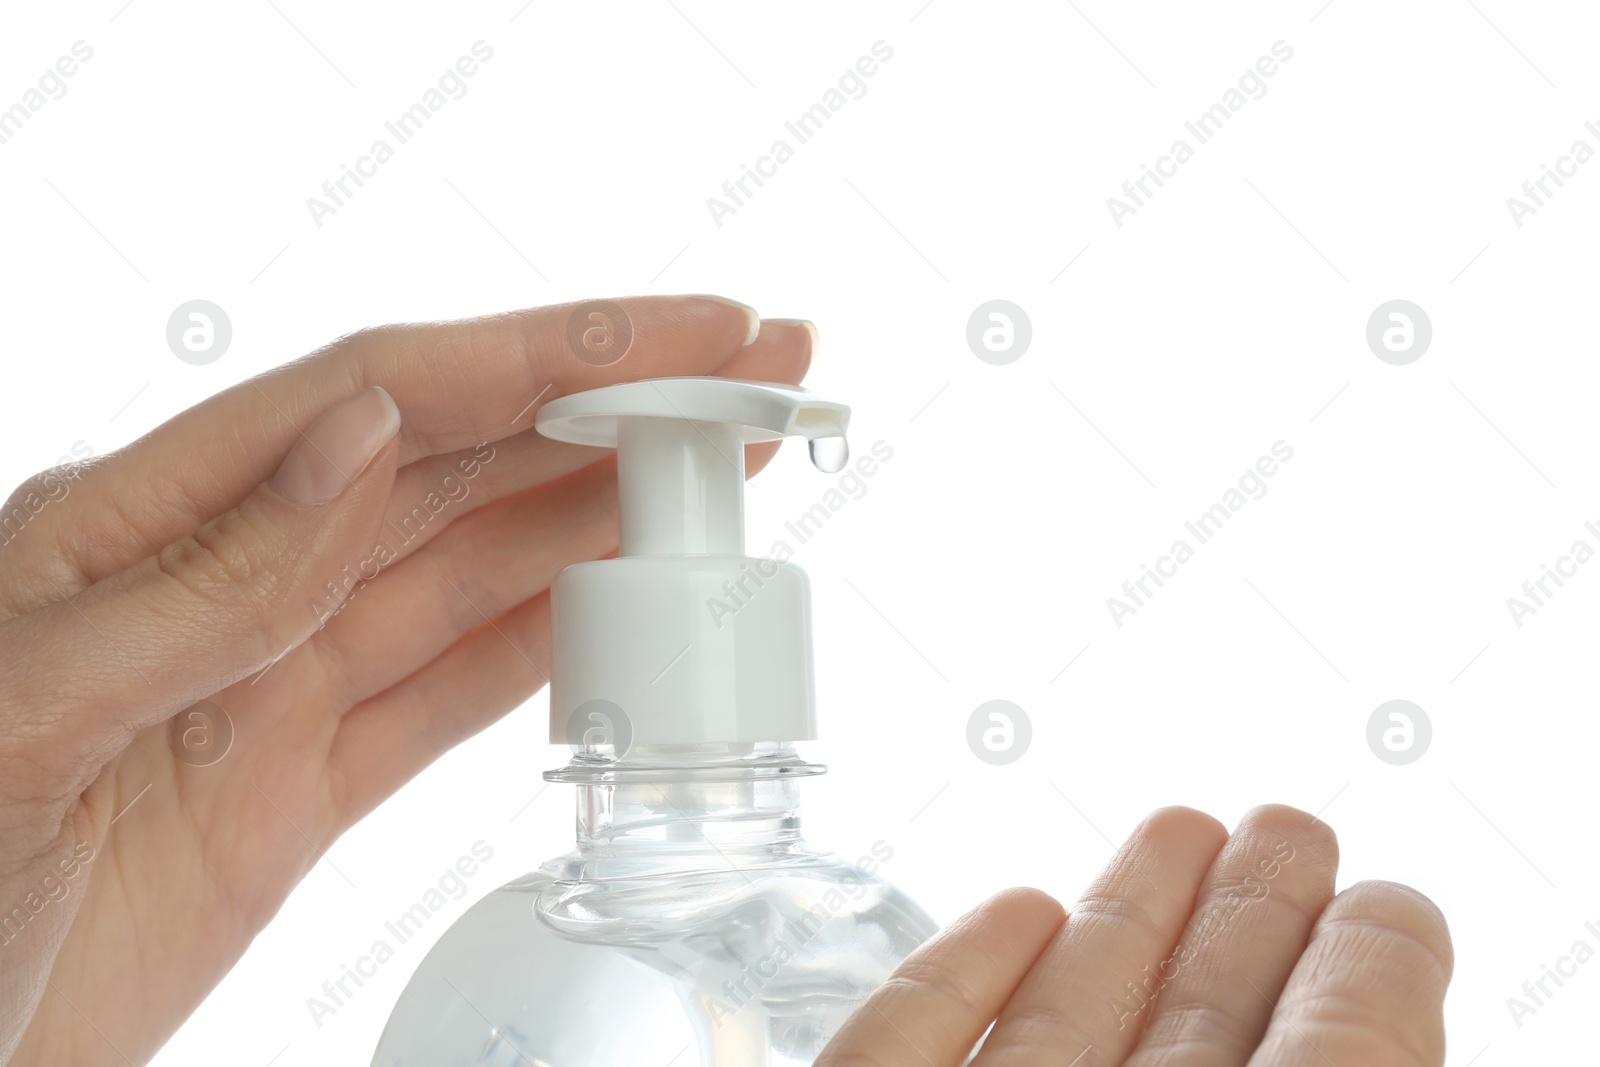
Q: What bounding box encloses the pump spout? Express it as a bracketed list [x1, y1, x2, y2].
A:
[538, 376, 849, 560]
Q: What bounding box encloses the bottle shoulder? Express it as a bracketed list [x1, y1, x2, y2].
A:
[487, 844, 933, 945]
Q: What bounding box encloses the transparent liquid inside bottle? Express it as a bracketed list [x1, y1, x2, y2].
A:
[372, 743, 938, 1066]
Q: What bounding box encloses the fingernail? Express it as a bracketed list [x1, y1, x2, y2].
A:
[688, 294, 761, 346]
[269, 387, 400, 505]
[763, 318, 818, 357]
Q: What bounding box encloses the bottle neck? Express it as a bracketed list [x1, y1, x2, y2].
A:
[546, 742, 825, 853]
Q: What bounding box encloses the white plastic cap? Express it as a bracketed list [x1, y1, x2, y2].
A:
[535, 378, 850, 748]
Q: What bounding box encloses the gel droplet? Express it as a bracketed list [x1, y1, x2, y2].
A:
[809, 436, 849, 473]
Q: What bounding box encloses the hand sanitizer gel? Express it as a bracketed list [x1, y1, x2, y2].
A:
[372, 378, 937, 1065]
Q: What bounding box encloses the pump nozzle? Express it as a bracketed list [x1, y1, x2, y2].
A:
[538, 377, 848, 558]
[535, 377, 849, 747]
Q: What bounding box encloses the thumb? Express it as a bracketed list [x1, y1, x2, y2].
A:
[3, 386, 402, 761]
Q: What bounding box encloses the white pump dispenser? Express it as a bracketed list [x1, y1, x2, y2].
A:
[536, 377, 851, 748]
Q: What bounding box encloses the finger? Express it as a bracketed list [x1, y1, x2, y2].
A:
[307, 451, 613, 706]
[326, 588, 556, 824]
[0, 387, 401, 786]
[813, 888, 1066, 1067]
[304, 321, 813, 703]
[971, 807, 1228, 1066]
[10, 295, 768, 598]
[1124, 805, 1339, 1067]
[1247, 881, 1451, 1067]
[330, 317, 815, 576]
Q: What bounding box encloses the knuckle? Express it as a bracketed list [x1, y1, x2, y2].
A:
[987, 1001, 1077, 1051]
[1287, 988, 1443, 1066]
[330, 323, 409, 376]
[333, 322, 395, 354]
[1321, 882, 1454, 978]
[1145, 996, 1263, 1053]
[1070, 889, 1170, 943]
[882, 958, 987, 1020]
[157, 500, 283, 615]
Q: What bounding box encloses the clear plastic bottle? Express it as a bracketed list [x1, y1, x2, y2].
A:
[371, 378, 936, 1065]
[371, 742, 936, 1065]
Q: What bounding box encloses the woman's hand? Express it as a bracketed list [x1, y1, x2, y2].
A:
[0, 295, 813, 1065]
[820, 804, 1452, 1067]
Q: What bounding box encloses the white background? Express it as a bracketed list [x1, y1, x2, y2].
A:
[3, 0, 1598, 1063]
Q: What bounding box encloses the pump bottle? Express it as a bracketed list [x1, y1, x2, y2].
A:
[371, 377, 937, 1065]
